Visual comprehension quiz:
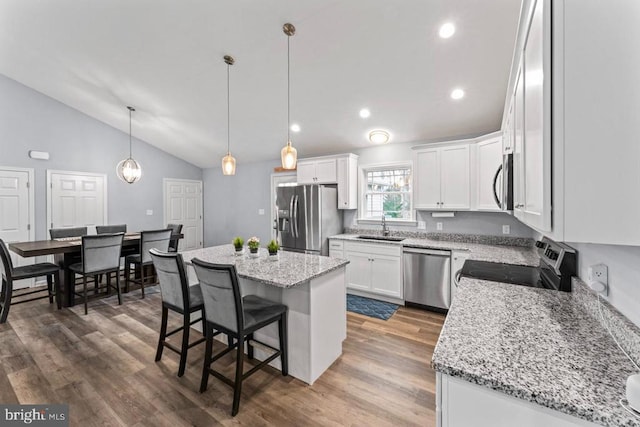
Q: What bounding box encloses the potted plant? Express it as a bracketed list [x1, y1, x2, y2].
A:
[267, 239, 280, 257]
[247, 236, 260, 255]
[232, 236, 244, 255]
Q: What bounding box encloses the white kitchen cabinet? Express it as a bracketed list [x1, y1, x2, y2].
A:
[344, 241, 403, 299]
[414, 144, 470, 210]
[513, 65, 526, 217]
[336, 154, 358, 209]
[296, 158, 337, 184]
[475, 137, 503, 211]
[503, 99, 514, 154]
[328, 239, 344, 259]
[437, 373, 598, 427]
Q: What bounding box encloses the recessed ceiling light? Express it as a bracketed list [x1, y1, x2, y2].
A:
[359, 108, 371, 118]
[290, 123, 301, 132]
[368, 129, 391, 144]
[450, 88, 465, 100]
[439, 22, 456, 39]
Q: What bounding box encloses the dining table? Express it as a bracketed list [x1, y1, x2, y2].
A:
[8, 232, 182, 307]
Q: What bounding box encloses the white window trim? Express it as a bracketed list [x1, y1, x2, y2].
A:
[357, 161, 416, 225]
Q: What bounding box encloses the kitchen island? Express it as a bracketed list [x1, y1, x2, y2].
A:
[180, 245, 349, 385]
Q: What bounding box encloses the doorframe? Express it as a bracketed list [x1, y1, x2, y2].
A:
[46, 169, 108, 232]
[270, 172, 297, 240]
[0, 166, 35, 242]
[162, 178, 204, 248]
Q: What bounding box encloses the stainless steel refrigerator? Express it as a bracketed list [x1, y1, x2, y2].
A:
[275, 185, 343, 255]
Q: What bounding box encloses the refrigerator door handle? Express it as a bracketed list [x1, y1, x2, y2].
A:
[274, 206, 279, 240]
[492, 164, 503, 208]
[292, 195, 300, 238]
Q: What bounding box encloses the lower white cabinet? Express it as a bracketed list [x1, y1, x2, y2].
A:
[343, 241, 403, 299]
[437, 373, 599, 427]
[328, 239, 344, 258]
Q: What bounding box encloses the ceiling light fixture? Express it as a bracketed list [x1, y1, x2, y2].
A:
[451, 88, 465, 100]
[368, 129, 390, 144]
[439, 22, 456, 39]
[116, 106, 142, 184]
[359, 108, 371, 118]
[281, 23, 298, 170]
[290, 123, 301, 132]
[221, 55, 236, 176]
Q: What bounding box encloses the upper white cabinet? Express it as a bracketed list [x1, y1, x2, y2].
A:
[296, 158, 337, 184]
[475, 137, 503, 211]
[336, 154, 358, 210]
[513, 66, 526, 215]
[414, 144, 470, 210]
[503, 100, 514, 154]
[297, 154, 358, 210]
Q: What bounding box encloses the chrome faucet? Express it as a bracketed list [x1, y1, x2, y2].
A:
[382, 215, 390, 236]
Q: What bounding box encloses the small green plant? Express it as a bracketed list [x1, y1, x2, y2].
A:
[267, 239, 280, 254]
[247, 236, 260, 251]
[232, 236, 244, 250]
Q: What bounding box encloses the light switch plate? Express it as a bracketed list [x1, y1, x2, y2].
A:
[258, 209, 265, 215]
[502, 225, 510, 234]
[417, 221, 426, 230]
[146, 209, 153, 216]
[436, 222, 443, 231]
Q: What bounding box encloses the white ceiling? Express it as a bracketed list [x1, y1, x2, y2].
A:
[0, 0, 521, 169]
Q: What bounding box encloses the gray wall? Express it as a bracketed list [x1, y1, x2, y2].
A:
[0, 74, 202, 240]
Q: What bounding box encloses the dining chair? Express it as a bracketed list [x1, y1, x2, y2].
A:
[166, 224, 183, 252]
[96, 224, 127, 234]
[68, 233, 124, 315]
[192, 258, 288, 416]
[124, 229, 172, 298]
[0, 238, 61, 324]
[149, 249, 209, 377]
[49, 227, 88, 240]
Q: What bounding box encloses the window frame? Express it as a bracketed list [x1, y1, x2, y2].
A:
[357, 161, 416, 224]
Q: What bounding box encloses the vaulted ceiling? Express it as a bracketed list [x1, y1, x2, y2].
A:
[0, 0, 521, 168]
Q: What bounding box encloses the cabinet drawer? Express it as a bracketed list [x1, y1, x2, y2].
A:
[329, 239, 344, 250]
[344, 241, 401, 257]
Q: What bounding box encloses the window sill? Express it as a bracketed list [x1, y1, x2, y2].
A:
[357, 218, 417, 227]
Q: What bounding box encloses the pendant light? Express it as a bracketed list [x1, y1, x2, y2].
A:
[116, 106, 142, 184]
[221, 55, 237, 175]
[280, 23, 298, 170]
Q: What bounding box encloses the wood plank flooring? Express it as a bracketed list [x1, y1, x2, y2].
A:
[0, 287, 445, 426]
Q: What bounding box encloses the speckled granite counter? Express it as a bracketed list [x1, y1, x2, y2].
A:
[432, 278, 640, 427]
[181, 244, 348, 288]
[329, 233, 540, 266]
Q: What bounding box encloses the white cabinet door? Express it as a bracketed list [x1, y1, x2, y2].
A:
[345, 251, 371, 291]
[513, 66, 526, 217]
[415, 149, 441, 209]
[503, 100, 514, 154]
[314, 159, 337, 184]
[296, 161, 316, 184]
[440, 145, 470, 209]
[336, 156, 357, 209]
[370, 254, 403, 298]
[476, 138, 503, 211]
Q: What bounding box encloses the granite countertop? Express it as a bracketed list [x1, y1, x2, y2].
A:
[329, 233, 540, 267]
[180, 244, 349, 289]
[432, 278, 640, 427]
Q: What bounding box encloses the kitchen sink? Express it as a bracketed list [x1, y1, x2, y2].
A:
[357, 235, 405, 242]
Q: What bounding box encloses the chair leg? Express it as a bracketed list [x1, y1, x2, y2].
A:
[82, 275, 88, 315]
[200, 323, 213, 393]
[115, 270, 122, 306]
[178, 311, 190, 377]
[106, 272, 111, 295]
[231, 335, 245, 416]
[227, 335, 234, 348]
[140, 265, 146, 299]
[54, 271, 62, 310]
[247, 333, 254, 360]
[279, 313, 288, 376]
[0, 278, 12, 324]
[124, 262, 130, 293]
[94, 275, 99, 292]
[155, 306, 168, 362]
[46, 274, 54, 304]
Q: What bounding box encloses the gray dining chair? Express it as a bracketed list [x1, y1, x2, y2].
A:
[149, 249, 208, 377]
[125, 229, 172, 298]
[0, 239, 61, 323]
[49, 227, 88, 240]
[68, 233, 124, 315]
[166, 224, 183, 252]
[96, 224, 127, 234]
[192, 258, 288, 417]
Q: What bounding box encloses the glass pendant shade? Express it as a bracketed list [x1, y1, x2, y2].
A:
[221, 152, 236, 175]
[116, 157, 142, 184]
[281, 140, 297, 170]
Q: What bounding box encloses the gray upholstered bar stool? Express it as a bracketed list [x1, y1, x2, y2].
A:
[166, 224, 183, 252]
[96, 224, 127, 234]
[149, 249, 207, 377]
[0, 239, 61, 324]
[68, 233, 124, 315]
[192, 258, 288, 417]
[124, 229, 172, 298]
[49, 227, 87, 240]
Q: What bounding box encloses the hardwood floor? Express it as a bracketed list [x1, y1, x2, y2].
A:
[0, 287, 445, 426]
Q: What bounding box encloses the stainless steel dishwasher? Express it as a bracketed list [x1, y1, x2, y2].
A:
[403, 247, 451, 311]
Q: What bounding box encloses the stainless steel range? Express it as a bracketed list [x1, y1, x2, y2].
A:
[459, 237, 577, 292]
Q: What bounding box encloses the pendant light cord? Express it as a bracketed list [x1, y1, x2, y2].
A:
[128, 107, 132, 158]
[227, 61, 231, 155]
[287, 33, 291, 144]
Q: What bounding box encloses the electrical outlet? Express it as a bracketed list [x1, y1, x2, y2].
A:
[502, 225, 511, 234]
[417, 221, 426, 230]
[258, 209, 265, 215]
[588, 264, 608, 294]
[146, 209, 153, 216]
[436, 222, 443, 231]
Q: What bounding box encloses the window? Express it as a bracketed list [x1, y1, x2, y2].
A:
[361, 165, 413, 220]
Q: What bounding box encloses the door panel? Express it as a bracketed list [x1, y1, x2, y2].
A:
[415, 149, 440, 208]
[276, 186, 296, 250]
[314, 159, 337, 183]
[370, 254, 403, 298]
[441, 145, 470, 209]
[164, 179, 203, 250]
[345, 251, 371, 291]
[50, 172, 105, 233]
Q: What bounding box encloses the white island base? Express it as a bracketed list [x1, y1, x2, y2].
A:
[188, 266, 347, 385]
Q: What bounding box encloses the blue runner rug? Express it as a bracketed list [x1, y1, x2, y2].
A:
[346, 294, 399, 320]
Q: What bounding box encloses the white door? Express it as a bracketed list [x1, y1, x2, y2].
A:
[0, 168, 35, 289]
[164, 179, 203, 251]
[414, 149, 441, 209]
[47, 171, 107, 233]
[440, 145, 470, 209]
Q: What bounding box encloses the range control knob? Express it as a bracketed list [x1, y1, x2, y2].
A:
[550, 251, 560, 260]
[535, 241, 546, 249]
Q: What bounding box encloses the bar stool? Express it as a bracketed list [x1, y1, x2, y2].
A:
[166, 224, 183, 252]
[68, 233, 124, 315]
[192, 258, 288, 416]
[124, 229, 172, 298]
[0, 238, 61, 324]
[149, 249, 208, 377]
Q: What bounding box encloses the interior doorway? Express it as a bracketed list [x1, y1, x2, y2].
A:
[163, 178, 203, 251]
